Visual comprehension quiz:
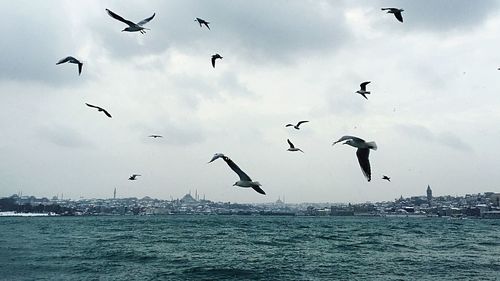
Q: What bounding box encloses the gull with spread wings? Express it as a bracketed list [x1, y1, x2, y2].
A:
[208, 153, 265, 195]
[285, 120, 309, 130]
[287, 139, 304, 153]
[106, 9, 155, 34]
[56, 56, 83, 75]
[85, 103, 112, 118]
[333, 135, 377, 182]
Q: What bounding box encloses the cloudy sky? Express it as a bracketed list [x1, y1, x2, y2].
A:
[1, 0, 500, 203]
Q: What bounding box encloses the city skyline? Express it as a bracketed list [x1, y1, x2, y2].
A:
[1, 1, 500, 203]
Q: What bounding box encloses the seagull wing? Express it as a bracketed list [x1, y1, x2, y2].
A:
[360, 93, 368, 100]
[223, 156, 252, 181]
[106, 9, 136, 27]
[285, 124, 294, 127]
[85, 103, 100, 109]
[211, 56, 216, 68]
[252, 186, 266, 195]
[203, 22, 210, 30]
[356, 148, 372, 182]
[287, 139, 295, 149]
[56, 57, 72, 64]
[333, 135, 365, 145]
[101, 108, 112, 118]
[78, 63, 83, 75]
[137, 13, 155, 26]
[360, 81, 370, 91]
[296, 120, 309, 127]
[394, 11, 403, 22]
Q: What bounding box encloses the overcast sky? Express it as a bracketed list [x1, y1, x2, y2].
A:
[1, 0, 500, 203]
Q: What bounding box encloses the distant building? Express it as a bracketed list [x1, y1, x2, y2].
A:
[180, 193, 197, 204]
[427, 185, 433, 204]
[113, 188, 116, 199]
[491, 193, 500, 207]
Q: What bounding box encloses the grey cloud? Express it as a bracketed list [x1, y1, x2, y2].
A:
[395, 123, 472, 152]
[37, 125, 94, 149]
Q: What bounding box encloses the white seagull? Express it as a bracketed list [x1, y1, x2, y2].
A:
[106, 9, 155, 34]
[287, 139, 304, 153]
[381, 8, 404, 23]
[356, 81, 371, 100]
[209, 154, 265, 195]
[285, 120, 309, 130]
[56, 56, 83, 75]
[333, 135, 377, 182]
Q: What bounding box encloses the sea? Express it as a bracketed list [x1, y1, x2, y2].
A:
[0, 216, 498, 281]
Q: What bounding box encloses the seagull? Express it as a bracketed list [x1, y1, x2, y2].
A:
[381, 8, 404, 23]
[285, 120, 309, 130]
[287, 139, 304, 153]
[56, 56, 83, 75]
[356, 81, 371, 100]
[333, 135, 377, 182]
[106, 9, 155, 34]
[382, 175, 391, 182]
[209, 154, 265, 195]
[211, 54, 222, 68]
[128, 174, 141, 180]
[195, 17, 210, 30]
[85, 103, 112, 118]
[148, 135, 163, 138]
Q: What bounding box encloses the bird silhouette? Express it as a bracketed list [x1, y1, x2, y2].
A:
[381, 8, 404, 23]
[195, 18, 210, 30]
[106, 9, 155, 34]
[128, 174, 141, 180]
[211, 54, 223, 68]
[85, 103, 112, 118]
[56, 56, 83, 75]
[285, 121, 309, 130]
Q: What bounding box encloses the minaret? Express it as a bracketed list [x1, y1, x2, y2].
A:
[427, 185, 433, 205]
[113, 188, 116, 199]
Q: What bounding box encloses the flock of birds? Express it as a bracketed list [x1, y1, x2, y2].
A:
[55, 7, 404, 196]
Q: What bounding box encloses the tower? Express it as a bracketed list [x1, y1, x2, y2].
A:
[426, 185, 432, 203]
[113, 188, 116, 199]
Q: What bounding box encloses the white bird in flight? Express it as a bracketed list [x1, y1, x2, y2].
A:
[356, 81, 371, 100]
[106, 9, 155, 34]
[85, 103, 112, 118]
[285, 120, 309, 130]
[287, 139, 304, 153]
[333, 135, 377, 182]
[56, 56, 83, 75]
[381, 8, 404, 23]
[209, 153, 265, 195]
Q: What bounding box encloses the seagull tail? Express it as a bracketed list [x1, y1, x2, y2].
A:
[367, 141, 377, 150]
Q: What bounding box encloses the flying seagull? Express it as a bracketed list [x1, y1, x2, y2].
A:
[56, 56, 83, 75]
[85, 103, 112, 118]
[209, 154, 265, 195]
[287, 139, 304, 153]
[211, 54, 222, 68]
[128, 174, 141, 180]
[148, 135, 163, 138]
[381, 8, 404, 23]
[333, 135, 377, 182]
[285, 120, 309, 130]
[106, 9, 155, 34]
[356, 81, 371, 100]
[382, 175, 391, 182]
[195, 17, 210, 30]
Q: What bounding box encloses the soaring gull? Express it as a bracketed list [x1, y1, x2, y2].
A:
[106, 9, 155, 34]
[333, 135, 377, 182]
[56, 56, 83, 75]
[381, 8, 404, 23]
[85, 103, 112, 118]
[356, 81, 371, 100]
[209, 153, 265, 195]
[211, 54, 223, 68]
[287, 139, 304, 153]
[128, 174, 141, 180]
[382, 175, 391, 182]
[195, 18, 210, 30]
[148, 135, 163, 138]
[285, 120, 309, 130]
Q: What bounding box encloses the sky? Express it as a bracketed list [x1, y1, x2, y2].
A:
[1, 0, 500, 203]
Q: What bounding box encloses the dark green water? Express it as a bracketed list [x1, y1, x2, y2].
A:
[0, 216, 498, 281]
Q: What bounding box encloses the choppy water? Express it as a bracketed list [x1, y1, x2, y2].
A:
[0, 216, 499, 281]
